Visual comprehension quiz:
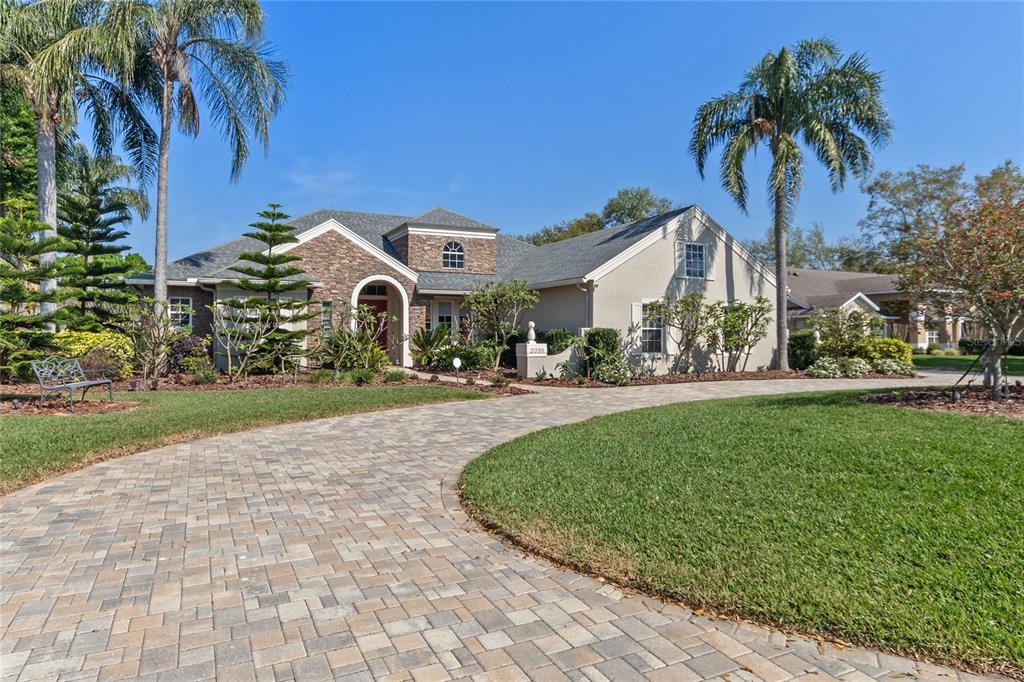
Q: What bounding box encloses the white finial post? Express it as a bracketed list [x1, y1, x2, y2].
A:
[527, 320, 536, 342]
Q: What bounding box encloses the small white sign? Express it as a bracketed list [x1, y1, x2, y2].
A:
[452, 357, 462, 369]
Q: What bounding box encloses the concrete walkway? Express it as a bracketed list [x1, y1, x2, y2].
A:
[0, 375, 1001, 682]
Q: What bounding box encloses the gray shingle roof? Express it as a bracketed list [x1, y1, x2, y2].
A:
[133, 205, 698, 292]
[406, 207, 497, 231]
[511, 207, 693, 285]
[787, 267, 898, 310]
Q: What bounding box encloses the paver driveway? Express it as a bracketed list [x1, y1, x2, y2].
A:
[1, 376, 1001, 682]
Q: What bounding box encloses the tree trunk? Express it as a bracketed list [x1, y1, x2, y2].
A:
[773, 185, 790, 371]
[36, 117, 58, 320]
[988, 341, 1006, 401]
[153, 77, 174, 306]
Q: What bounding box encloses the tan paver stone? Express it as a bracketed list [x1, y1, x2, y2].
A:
[0, 375, 997, 682]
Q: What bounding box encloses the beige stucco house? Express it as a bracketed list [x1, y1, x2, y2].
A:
[130, 205, 780, 372]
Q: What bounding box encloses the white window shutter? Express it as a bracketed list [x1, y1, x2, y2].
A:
[630, 302, 643, 346]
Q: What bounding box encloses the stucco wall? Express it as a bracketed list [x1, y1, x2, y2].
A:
[527, 284, 590, 335]
[592, 212, 778, 372]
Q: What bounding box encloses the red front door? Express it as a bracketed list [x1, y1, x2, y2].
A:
[359, 298, 389, 352]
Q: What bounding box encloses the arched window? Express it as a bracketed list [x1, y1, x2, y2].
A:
[442, 241, 464, 269]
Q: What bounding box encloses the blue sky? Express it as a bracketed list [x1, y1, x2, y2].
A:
[125, 1, 1024, 261]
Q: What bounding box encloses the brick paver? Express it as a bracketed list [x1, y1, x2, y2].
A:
[0, 376, 1003, 681]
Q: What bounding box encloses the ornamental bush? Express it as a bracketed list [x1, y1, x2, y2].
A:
[592, 354, 630, 385]
[54, 330, 134, 378]
[839, 357, 872, 378]
[807, 357, 843, 378]
[432, 343, 495, 371]
[788, 329, 818, 370]
[872, 358, 916, 376]
[854, 337, 913, 364]
[542, 328, 574, 355]
[583, 327, 621, 375]
[168, 335, 211, 374]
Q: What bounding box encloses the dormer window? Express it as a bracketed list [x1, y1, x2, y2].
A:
[442, 241, 464, 269]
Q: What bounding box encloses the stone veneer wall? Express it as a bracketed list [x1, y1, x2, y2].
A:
[291, 230, 417, 334]
[405, 234, 496, 274]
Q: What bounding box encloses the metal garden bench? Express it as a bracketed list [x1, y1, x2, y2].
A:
[31, 356, 113, 410]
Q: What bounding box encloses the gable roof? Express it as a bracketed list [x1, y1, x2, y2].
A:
[787, 267, 898, 309]
[405, 207, 497, 231]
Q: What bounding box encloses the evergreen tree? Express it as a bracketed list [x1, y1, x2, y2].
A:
[0, 86, 38, 214]
[224, 203, 313, 374]
[57, 146, 150, 330]
[0, 199, 60, 381]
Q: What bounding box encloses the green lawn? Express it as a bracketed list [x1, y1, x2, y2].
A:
[1, 385, 484, 494]
[913, 353, 1024, 375]
[461, 392, 1024, 674]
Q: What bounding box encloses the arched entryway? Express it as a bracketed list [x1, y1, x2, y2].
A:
[350, 275, 411, 367]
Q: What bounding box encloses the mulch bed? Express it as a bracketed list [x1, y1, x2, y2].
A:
[861, 384, 1024, 420]
[0, 397, 143, 416]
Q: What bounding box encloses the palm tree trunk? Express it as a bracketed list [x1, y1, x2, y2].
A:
[36, 116, 58, 321]
[773, 184, 790, 371]
[153, 78, 173, 307]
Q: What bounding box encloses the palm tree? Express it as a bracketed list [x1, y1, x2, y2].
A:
[0, 0, 156, 318]
[127, 0, 288, 305]
[690, 38, 891, 370]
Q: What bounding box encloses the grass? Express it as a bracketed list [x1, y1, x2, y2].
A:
[913, 353, 1024, 375]
[461, 391, 1024, 675]
[1, 385, 484, 494]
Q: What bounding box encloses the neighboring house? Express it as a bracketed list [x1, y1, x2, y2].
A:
[786, 267, 970, 349]
[129, 205, 779, 371]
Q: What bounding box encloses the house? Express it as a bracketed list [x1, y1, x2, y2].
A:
[785, 267, 969, 349]
[129, 205, 779, 371]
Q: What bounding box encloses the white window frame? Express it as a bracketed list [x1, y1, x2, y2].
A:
[435, 300, 455, 333]
[683, 242, 706, 279]
[926, 329, 940, 345]
[640, 302, 665, 355]
[169, 297, 192, 329]
[442, 241, 465, 269]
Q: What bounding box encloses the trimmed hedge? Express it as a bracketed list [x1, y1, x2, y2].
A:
[959, 338, 1024, 356]
[788, 329, 818, 370]
[855, 337, 914, 364]
[542, 328, 574, 355]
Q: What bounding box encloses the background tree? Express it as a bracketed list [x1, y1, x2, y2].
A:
[745, 222, 894, 272]
[225, 203, 312, 374]
[690, 38, 891, 370]
[463, 279, 539, 370]
[705, 297, 773, 372]
[0, 84, 37, 214]
[57, 145, 149, 330]
[899, 188, 1024, 400]
[0, 0, 156, 316]
[129, 0, 288, 306]
[525, 186, 676, 245]
[0, 199, 60, 380]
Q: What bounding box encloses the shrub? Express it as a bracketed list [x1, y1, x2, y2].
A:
[309, 369, 333, 384]
[429, 374, 440, 382]
[583, 327, 621, 375]
[788, 329, 818, 370]
[346, 368, 378, 386]
[807, 357, 843, 379]
[854, 337, 913, 364]
[491, 376, 509, 387]
[811, 308, 876, 359]
[168, 335, 211, 374]
[320, 329, 390, 374]
[592, 354, 630, 385]
[872, 358, 916, 376]
[839, 357, 872, 378]
[182, 355, 218, 384]
[542, 328, 574, 355]
[410, 324, 450, 367]
[383, 368, 410, 383]
[465, 377, 476, 386]
[433, 343, 495, 371]
[54, 330, 134, 379]
[78, 346, 125, 380]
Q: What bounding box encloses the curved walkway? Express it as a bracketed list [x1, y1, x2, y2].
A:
[0, 376, 1000, 682]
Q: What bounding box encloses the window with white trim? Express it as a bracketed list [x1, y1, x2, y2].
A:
[442, 241, 464, 269]
[926, 329, 939, 345]
[684, 242, 706, 278]
[320, 301, 333, 333]
[436, 301, 454, 331]
[360, 284, 388, 296]
[169, 297, 192, 328]
[640, 303, 664, 354]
